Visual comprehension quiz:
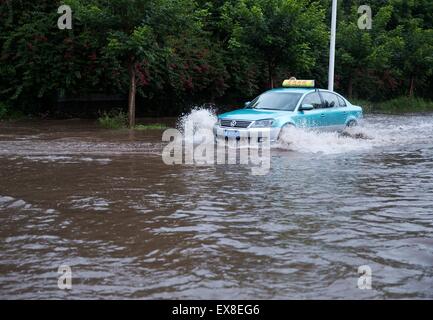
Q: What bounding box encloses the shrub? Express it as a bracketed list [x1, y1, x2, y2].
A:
[350, 99, 374, 113]
[350, 97, 433, 114]
[134, 123, 168, 130]
[0, 102, 9, 120]
[97, 109, 128, 129]
[377, 97, 433, 113]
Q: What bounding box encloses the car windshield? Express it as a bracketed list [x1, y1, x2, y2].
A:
[248, 91, 302, 111]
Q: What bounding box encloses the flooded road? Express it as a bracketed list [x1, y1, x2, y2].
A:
[1, 113, 433, 299]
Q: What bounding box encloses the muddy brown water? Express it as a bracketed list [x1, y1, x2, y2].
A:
[0, 114, 433, 299]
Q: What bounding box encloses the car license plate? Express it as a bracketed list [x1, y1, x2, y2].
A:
[224, 130, 240, 138]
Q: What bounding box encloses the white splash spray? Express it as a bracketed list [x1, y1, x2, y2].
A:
[176, 109, 433, 155]
[275, 114, 433, 154]
[176, 106, 218, 144]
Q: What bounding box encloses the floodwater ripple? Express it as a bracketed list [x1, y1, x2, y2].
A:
[0, 114, 433, 299]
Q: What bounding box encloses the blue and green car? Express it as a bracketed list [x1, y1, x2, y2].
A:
[213, 79, 363, 142]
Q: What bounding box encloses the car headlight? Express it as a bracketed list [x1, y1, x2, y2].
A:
[251, 119, 274, 128]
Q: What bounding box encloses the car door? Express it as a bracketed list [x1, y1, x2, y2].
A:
[320, 91, 347, 129]
[294, 92, 325, 128]
[336, 95, 349, 128]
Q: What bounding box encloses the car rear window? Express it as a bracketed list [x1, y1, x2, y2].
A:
[321, 92, 340, 108]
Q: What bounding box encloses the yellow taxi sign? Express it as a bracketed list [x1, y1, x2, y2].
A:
[282, 78, 315, 88]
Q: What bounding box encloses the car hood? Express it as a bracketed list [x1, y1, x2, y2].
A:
[218, 108, 290, 121]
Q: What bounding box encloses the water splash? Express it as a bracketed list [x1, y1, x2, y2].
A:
[175, 109, 433, 155]
[274, 124, 377, 154]
[176, 106, 218, 134]
[176, 107, 218, 144]
[276, 115, 433, 154]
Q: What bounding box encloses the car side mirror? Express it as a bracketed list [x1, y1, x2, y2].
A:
[244, 101, 251, 108]
[299, 103, 314, 111]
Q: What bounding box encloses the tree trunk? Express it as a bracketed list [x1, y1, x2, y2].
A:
[128, 62, 136, 128]
[409, 75, 415, 97]
[348, 76, 353, 99]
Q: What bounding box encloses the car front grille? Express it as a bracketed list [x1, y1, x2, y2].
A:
[220, 120, 252, 128]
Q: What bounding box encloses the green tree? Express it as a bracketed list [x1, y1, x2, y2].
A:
[220, 0, 327, 89]
[335, 3, 404, 99]
[69, 0, 207, 127]
[397, 18, 433, 96]
[1, 0, 433, 116]
[69, 0, 155, 127]
[0, 0, 106, 114]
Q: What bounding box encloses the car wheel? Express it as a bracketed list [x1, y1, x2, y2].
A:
[277, 123, 296, 143]
[346, 120, 357, 127]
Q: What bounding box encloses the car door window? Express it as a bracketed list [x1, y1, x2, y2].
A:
[302, 92, 322, 109]
[337, 96, 347, 107]
[321, 92, 340, 108]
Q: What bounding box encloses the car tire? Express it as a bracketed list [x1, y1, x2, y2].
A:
[346, 120, 357, 127]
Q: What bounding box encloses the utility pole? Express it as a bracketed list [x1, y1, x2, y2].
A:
[328, 0, 337, 91]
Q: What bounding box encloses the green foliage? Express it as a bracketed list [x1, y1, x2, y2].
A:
[220, 0, 327, 88]
[0, 102, 9, 120]
[349, 99, 374, 113]
[134, 123, 168, 130]
[0, 0, 432, 116]
[376, 97, 433, 113]
[334, 0, 433, 100]
[351, 97, 433, 114]
[97, 109, 127, 129]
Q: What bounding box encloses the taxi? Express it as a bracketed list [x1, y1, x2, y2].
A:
[214, 78, 363, 142]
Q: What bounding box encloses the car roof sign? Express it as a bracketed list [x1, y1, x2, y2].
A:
[282, 77, 315, 88]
